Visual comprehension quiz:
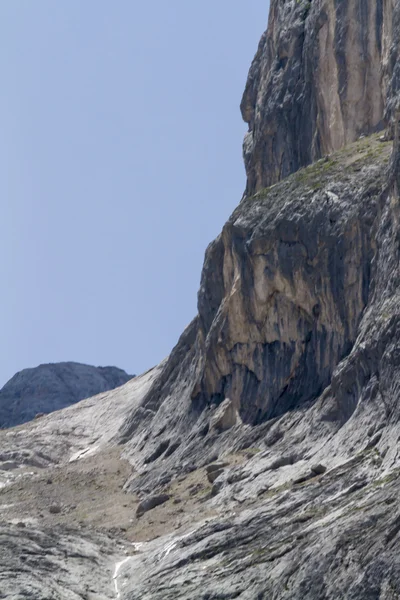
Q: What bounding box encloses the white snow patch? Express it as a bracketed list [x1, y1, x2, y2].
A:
[113, 556, 133, 599]
[10, 517, 38, 526]
[69, 445, 99, 463]
[132, 542, 143, 552]
[112, 544, 143, 599]
[162, 529, 196, 559]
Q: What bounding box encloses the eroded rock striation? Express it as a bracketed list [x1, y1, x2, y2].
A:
[0, 361, 133, 428]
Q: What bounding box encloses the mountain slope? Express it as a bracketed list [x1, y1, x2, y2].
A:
[2, 1, 400, 598]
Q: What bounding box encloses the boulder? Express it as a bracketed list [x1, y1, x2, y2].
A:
[311, 464, 327, 476]
[207, 468, 224, 484]
[136, 494, 170, 518]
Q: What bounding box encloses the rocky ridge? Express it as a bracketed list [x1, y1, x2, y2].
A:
[2, 0, 400, 598]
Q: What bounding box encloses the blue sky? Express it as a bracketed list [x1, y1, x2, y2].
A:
[1, 1, 268, 386]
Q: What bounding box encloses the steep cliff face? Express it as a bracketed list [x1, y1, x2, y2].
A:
[112, 25, 400, 588]
[194, 151, 378, 425]
[241, 0, 400, 194]
[0, 362, 133, 428]
[118, 0, 400, 496]
[120, 133, 393, 470]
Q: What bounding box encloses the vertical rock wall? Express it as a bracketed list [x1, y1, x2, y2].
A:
[241, 0, 398, 194]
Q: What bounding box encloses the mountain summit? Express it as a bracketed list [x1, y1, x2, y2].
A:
[0, 362, 133, 428]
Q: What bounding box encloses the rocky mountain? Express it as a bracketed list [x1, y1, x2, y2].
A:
[2, 0, 400, 598]
[0, 362, 133, 428]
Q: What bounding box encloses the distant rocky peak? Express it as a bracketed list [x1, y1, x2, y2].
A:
[0, 361, 134, 428]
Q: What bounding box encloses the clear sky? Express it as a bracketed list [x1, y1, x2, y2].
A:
[1, 1, 268, 387]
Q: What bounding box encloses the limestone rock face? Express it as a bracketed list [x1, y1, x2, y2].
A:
[240, 0, 400, 194]
[0, 362, 133, 428]
[107, 10, 400, 599]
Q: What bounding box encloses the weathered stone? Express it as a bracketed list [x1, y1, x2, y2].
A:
[310, 464, 327, 476]
[240, 0, 400, 194]
[205, 462, 229, 474]
[210, 480, 224, 497]
[136, 494, 170, 518]
[207, 468, 224, 484]
[0, 524, 115, 599]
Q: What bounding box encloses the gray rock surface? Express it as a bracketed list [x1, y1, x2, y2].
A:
[110, 454, 400, 600]
[0, 362, 133, 428]
[0, 523, 117, 599]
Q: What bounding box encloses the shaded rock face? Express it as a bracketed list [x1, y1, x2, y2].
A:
[240, 0, 400, 194]
[0, 362, 133, 428]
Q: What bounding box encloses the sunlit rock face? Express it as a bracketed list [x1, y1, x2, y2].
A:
[120, 133, 392, 463]
[240, 0, 400, 194]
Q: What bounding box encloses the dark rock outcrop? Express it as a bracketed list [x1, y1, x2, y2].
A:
[0, 362, 133, 428]
[136, 494, 170, 517]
